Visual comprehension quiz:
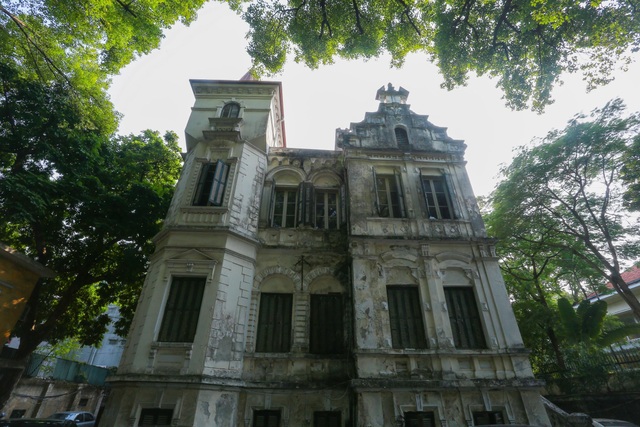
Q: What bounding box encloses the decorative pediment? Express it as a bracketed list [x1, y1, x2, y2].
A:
[166, 249, 217, 272]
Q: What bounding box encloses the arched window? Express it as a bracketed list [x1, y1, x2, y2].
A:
[221, 102, 240, 118]
[395, 127, 409, 148]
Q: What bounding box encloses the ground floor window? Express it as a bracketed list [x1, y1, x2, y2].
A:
[314, 411, 341, 427]
[253, 410, 281, 427]
[473, 411, 504, 425]
[403, 411, 435, 427]
[138, 408, 173, 426]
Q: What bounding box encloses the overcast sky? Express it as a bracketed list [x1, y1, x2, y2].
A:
[109, 1, 640, 197]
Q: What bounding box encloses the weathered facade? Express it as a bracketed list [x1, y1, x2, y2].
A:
[101, 80, 550, 427]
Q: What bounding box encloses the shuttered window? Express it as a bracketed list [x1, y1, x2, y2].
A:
[421, 176, 453, 219]
[193, 160, 229, 206]
[395, 127, 409, 148]
[138, 408, 173, 426]
[314, 411, 341, 427]
[404, 412, 435, 427]
[374, 172, 405, 218]
[315, 190, 339, 229]
[473, 411, 504, 425]
[158, 277, 205, 342]
[387, 286, 427, 349]
[310, 294, 344, 354]
[254, 410, 281, 427]
[444, 287, 486, 349]
[256, 293, 293, 352]
[272, 188, 297, 228]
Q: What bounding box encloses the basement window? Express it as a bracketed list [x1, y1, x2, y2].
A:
[158, 277, 206, 343]
[192, 160, 229, 206]
[444, 287, 486, 349]
[256, 293, 293, 352]
[387, 286, 427, 349]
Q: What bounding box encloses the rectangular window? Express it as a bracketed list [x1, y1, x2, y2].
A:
[139, 408, 173, 426]
[256, 293, 293, 352]
[444, 287, 486, 349]
[272, 188, 297, 228]
[315, 190, 339, 229]
[404, 412, 435, 427]
[374, 172, 405, 218]
[473, 411, 504, 425]
[387, 286, 427, 349]
[310, 294, 344, 354]
[158, 277, 206, 342]
[421, 176, 453, 219]
[254, 410, 281, 427]
[193, 160, 229, 206]
[314, 411, 341, 427]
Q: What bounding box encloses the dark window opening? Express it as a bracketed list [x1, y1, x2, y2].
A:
[445, 287, 486, 349]
[387, 286, 427, 349]
[315, 190, 339, 229]
[473, 411, 504, 425]
[310, 294, 344, 354]
[254, 410, 281, 427]
[139, 408, 173, 426]
[272, 188, 297, 228]
[10, 410, 26, 419]
[374, 173, 405, 218]
[158, 277, 206, 342]
[221, 102, 241, 118]
[193, 160, 229, 206]
[421, 176, 453, 219]
[256, 293, 293, 352]
[395, 127, 409, 148]
[404, 411, 435, 427]
[79, 398, 89, 407]
[314, 411, 341, 427]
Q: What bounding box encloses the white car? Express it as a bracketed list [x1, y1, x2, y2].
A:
[47, 412, 95, 427]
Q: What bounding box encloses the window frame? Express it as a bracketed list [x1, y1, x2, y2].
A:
[271, 187, 298, 228]
[253, 410, 281, 427]
[314, 189, 340, 229]
[310, 293, 344, 354]
[395, 127, 410, 148]
[193, 159, 230, 207]
[221, 102, 241, 118]
[473, 411, 505, 425]
[157, 276, 206, 343]
[420, 175, 454, 220]
[373, 171, 406, 218]
[314, 411, 341, 427]
[403, 411, 436, 427]
[387, 286, 428, 349]
[444, 287, 486, 349]
[255, 293, 293, 353]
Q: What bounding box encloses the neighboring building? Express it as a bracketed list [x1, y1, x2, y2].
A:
[101, 80, 550, 427]
[586, 265, 640, 333]
[0, 243, 55, 348]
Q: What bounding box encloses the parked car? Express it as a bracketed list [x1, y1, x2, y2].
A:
[47, 412, 95, 427]
[594, 419, 640, 427]
[0, 420, 75, 427]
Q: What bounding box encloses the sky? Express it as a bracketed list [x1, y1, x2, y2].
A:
[109, 1, 640, 198]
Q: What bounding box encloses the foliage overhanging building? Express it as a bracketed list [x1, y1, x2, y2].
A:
[102, 79, 550, 427]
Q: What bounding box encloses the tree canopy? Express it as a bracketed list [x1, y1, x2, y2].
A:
[490, 98, 640, 321]
[0, 64, 183, 407]
[241, 0, 640, 111]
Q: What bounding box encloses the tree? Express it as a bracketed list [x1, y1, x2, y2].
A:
[0, 65, 183, 408]
[621, 136, 640, 212]
[240, 0, 639, 111]
[0, 0, 207, 91]
[491, 98, 640, 322]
